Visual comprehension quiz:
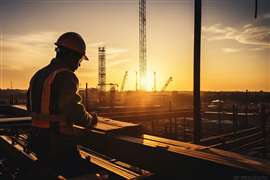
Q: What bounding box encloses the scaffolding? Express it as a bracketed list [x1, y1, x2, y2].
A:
[139, 0, 147, 90]
[98, 46, 106, 92]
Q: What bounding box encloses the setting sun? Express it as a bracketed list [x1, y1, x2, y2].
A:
[146, 72, 154, 91]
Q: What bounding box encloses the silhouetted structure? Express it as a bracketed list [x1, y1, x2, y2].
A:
[193, 0, 202, 144]
[120, 71, 128, 92]
[161, 77, 172, 91]
[98, 47, 106, 92]
[139, 0, 147, 90]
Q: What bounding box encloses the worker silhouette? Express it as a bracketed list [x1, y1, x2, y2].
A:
[25, 32, 98, 179]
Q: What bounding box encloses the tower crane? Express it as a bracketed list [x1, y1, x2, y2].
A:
[120, 71, 128, 92]
[161, 77, 173, 91]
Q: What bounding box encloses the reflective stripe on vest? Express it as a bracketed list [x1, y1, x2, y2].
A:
[41, 68, 69, 114]
[31, 113, 65, 128]
[30, 68, 74, 135]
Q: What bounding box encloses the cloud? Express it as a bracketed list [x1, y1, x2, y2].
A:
[243, 24, 252, 29]
[248, 47, 266, 51]
[108, 59, 129, 67]
[203, 23, 270, 47]
[103, 47, 128, 60]
[106, 47, 128, 54]
[1, 64, 23, 71]
[89, 42, 105, 48]
[262, 13, 270, 19]
[87, 44, 128, 60]
[222, 48, 240, 53]
[2, 31, 58, 53]
[11, 32, 57, 45]
[202, 24, 238, 41]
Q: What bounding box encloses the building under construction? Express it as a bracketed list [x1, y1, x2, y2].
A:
[0, 0, 270, 179]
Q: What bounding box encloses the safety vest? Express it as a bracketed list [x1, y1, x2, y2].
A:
[30, 68, 74, 135]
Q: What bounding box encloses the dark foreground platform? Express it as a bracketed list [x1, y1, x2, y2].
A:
[0, 105, 270, 179]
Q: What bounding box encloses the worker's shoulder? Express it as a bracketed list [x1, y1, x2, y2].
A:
[30, 66, 49, 83]
[54, 69, 79, 84]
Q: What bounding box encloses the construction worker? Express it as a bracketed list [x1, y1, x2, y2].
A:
[26, 32, 98, 178]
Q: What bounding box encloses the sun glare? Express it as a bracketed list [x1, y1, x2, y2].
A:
[141, 72, 154, 91]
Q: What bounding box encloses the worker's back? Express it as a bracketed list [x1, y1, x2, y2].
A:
[25, 32, 98, 178]
[28, 59, 80, 163]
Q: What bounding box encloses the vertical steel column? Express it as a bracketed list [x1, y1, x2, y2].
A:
[154, 71, 156, 92]
[255, 0, 258, 19]
[136, 71, 138, 91]
[193, 0, 201, 144]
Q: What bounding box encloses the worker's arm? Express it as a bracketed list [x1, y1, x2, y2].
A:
[26, 88, 31, 112]
[26, 77, 34, 113]
[53, 71, 97, 128]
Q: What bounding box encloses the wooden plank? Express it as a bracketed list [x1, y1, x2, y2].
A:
[0, 116, 141, 136]
[75, 117, 141, 135]
[92, 117, 141, 135]
[79, 146, 151, 179]
[114, 134, 270, 176]
[81, 131, 270, 178]
[0, 117, 31, 123]
[98, 117, 140, 128]
[141, 134, 204, 151]
[12, 105, 27, 111]
[200, 127, 259, 146]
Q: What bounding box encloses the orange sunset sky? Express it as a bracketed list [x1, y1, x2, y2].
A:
[0, 0, 269, 91]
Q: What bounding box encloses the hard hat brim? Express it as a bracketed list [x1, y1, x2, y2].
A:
[82, 54, 89, 61]
[55, 42, 89, 61]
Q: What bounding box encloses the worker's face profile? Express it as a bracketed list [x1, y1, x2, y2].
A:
[78, 56, 84, 67]
[72, 57, 83, 71]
